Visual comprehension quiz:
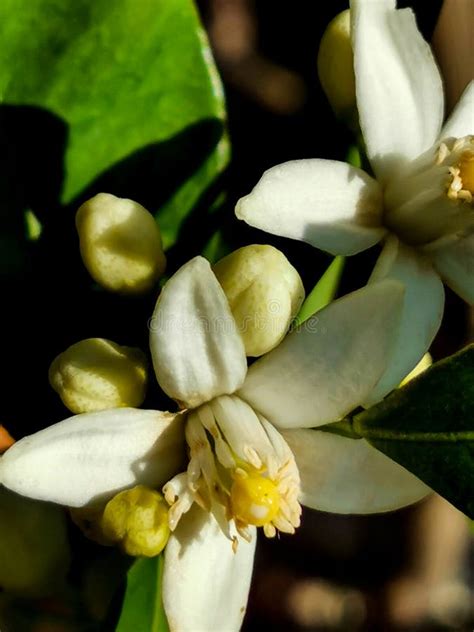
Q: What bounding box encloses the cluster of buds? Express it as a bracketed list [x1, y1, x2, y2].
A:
[49, 193, 306, 557]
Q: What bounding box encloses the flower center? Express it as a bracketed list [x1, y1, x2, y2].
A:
[230, 470, 280, 527]
[443, 138, 474, 203]
[163, 394, 301, 544]
[454, 153, 474, 198]
[384, 135, 474, 246]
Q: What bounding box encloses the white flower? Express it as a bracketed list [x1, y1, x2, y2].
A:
[0, 257, 429, 631]
[236, 0, 473, 405]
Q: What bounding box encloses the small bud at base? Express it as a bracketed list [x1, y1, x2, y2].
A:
[101, 486, 170, 557]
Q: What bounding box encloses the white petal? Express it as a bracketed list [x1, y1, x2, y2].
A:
[238, 280, 404, 429]
[0, 409, 184, 507]
[440, 81, 474, 140]
[351, 0, 444, 182]
[354, 0, 396, 7]
[236, 159, 385, 256]
[432, 233, 474, 304]
[150, 257, 247, 409]
[282, 428, 430, 514]
[364, 237, 445, 405]
[163, 507, 256, 632]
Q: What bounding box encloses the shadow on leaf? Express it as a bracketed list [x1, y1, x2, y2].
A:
[0, 106, 226, 437]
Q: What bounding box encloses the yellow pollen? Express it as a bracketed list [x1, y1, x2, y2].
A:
[230, 473, 280, 527]
[459, 154, 474, 194]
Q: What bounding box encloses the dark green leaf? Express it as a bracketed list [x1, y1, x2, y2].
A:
[354, 345, 474, 518]
[115, 556, 168, 632]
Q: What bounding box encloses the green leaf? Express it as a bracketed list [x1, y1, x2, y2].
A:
[202, 229, 229, 264]
[295, 256, 344, 325]
[0, 0, 227, 249]
[354, 345, 474, 518]
[115, 556, 168, 632]
[345, 145, 361, 168]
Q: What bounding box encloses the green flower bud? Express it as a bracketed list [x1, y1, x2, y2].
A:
[76, 193, 166, 294]
[49, 338, 147, 414]
[317, 10, 356, 120]
[100, 486, 170, 557]
[213, 245, 305, 357]
[0, 488, 70, 596]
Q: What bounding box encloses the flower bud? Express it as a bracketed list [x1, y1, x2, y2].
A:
[76, 193, 166, 294]
[213, 245, 305, 357]
[317, 10, 356, 120]
[0, 488, 70, 596]
[100, 486, 170, 557]
[49, 338, 147, 414]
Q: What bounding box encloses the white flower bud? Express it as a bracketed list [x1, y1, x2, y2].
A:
[317, 10, 356, 120]
[76, 193, 166, 294]
[213, 245, 305, 357]
[49, 338, 148, 414]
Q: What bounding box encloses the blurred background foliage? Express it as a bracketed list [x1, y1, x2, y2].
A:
[0, 0, 472, 630]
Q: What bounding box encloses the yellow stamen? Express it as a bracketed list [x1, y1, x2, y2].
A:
[230, 472, 280, 527]
[459, 153, 474, 194]
[444, 139, 474, 203]
[167, 399, 302, 544]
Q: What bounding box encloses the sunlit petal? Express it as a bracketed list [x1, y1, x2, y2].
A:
[150, 257, 247, 409]
[239, 281, 404, 429]
[236, 159, 385, 256]
[351, 0, 444, 181]
[0, 409, 184, 507]
[365, 237, 445, 405]
[163, 507, 256, 632]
